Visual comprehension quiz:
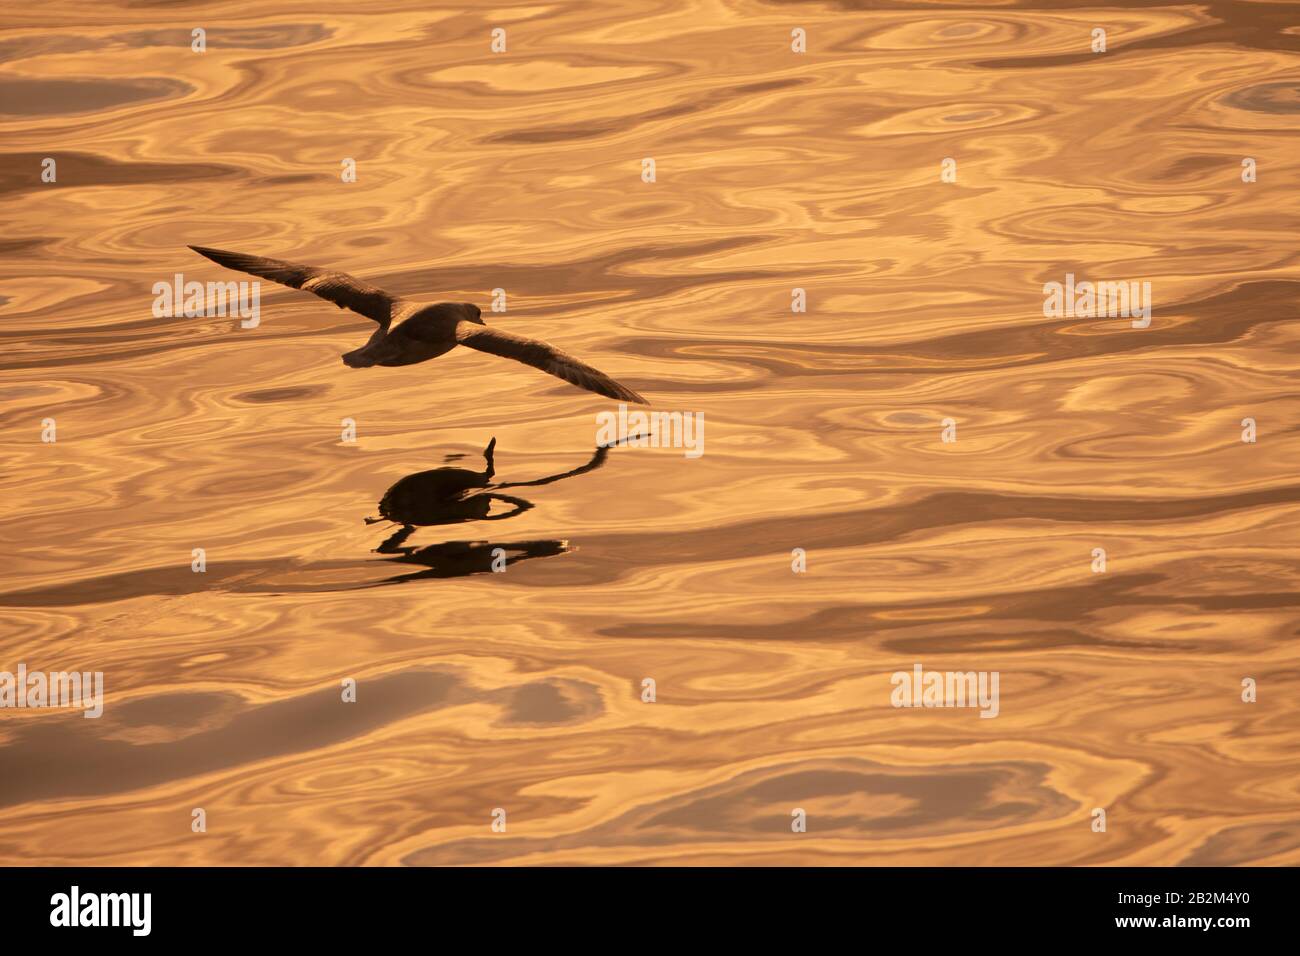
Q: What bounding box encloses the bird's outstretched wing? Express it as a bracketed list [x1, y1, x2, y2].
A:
[454, 322, 648, 404]
[188, 245, 398, 327]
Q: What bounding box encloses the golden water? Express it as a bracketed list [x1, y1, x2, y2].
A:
[1, 0, 1298, 865]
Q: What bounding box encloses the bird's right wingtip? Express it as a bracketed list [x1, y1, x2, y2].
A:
[188, 244, 230, 260]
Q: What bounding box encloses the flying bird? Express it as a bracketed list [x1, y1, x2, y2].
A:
[187, 245, 648, 404]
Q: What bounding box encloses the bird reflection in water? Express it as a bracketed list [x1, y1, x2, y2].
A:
[363, 436, 629, 581]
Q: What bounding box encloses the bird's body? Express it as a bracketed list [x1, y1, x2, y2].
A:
[188, 245, 648, 404]
[342, 303, 462, 368]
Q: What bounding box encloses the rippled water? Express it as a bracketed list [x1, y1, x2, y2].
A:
[1, 0, 1298, 865]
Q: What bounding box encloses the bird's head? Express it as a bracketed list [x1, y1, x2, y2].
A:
[462, 303, 483, 323]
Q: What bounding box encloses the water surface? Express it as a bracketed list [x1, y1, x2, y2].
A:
[1, 0, 1298, 865]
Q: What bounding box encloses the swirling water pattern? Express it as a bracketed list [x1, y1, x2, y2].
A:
[0, 0, 1297, 865]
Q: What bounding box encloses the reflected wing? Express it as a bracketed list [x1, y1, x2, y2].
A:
[454, 322, 648, 404]
[188, 245, 398, 327]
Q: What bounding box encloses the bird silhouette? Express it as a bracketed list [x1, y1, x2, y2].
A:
[362, 436, 634, 582]
[365, 435, 623, 534]
[188, 245, 648, 404]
